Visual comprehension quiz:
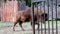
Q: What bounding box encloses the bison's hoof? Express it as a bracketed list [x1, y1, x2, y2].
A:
[13, 30, 15, 31]
[13, 29, 15, 31]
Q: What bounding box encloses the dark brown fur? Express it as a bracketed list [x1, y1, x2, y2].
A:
[13, 9, 48, 31]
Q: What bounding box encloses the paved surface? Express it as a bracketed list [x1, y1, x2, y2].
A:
[0, 22, 60, 34]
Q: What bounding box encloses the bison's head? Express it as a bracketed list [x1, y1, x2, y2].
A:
[41, 13, 48, 21]
[41, 13, 48, 24]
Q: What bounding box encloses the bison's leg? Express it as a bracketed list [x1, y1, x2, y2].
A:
[13, 22, 18, 31]
[19, 21, 25, 31]
[30, 21, 32, 26]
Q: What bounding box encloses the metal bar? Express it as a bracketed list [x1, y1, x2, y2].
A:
[32, 3, 35, 34]
[39, 2, 41, 34]
[51, 0, 54, 34]
[36, 2, 40, 34]
[43, 1, 46, 34]
[40, 2, 43, 34]
[55, 0, 58, 34]
[47, 0, 50, 34]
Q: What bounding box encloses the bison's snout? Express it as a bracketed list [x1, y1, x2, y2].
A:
[41, 13, 48, 21]
[40, 13, 48, 24]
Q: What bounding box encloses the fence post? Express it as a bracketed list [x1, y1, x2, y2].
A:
[31, 2, 35, 34]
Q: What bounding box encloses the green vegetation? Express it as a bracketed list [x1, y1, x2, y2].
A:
[0, 20, 60, 28]
[18, 0, 41, 7]
[0, 0, 39, 7]
[0, 22, 8, 27]
[24, 0, 31, 7]
[19, 0, 31, 7]
[23, 20, 60, 26]
[0, 0, 2, 1]
[46, 20, 60, 24]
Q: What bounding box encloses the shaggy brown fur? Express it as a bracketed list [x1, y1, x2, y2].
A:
[13, 9, 48, 31]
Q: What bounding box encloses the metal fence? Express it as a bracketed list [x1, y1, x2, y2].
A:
[0, 0, 59, 34]
[31, 0, 58, 34]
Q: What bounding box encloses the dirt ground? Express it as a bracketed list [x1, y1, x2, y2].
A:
[0, 22, 60, 34]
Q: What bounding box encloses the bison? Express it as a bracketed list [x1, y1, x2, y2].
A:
[13, 8, 48, 31]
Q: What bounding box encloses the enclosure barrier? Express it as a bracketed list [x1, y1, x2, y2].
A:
[31, 0, 58, 34]
[0, 0, 58, 34]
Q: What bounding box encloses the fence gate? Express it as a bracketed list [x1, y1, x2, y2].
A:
[31, 0, 58, 34]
